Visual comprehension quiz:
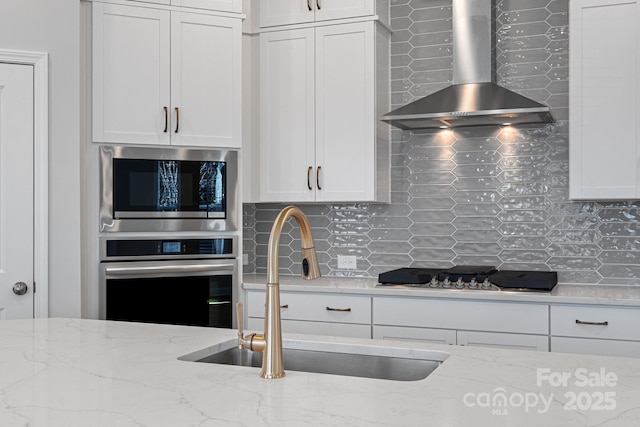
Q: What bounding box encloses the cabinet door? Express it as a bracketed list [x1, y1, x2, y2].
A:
[315, 22, 375, 201]
[457, 331, 549, 352]
[260, 0, 315, 27]
[259, 28, 316, 202]
[171, 12, 241, 148]
[314, 0, 375, 22]
[93, 3, 171, 145]
[551, 337, 640, 358]
[569, 0, 640, 199]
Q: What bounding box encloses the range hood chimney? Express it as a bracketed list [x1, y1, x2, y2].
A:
[381, 0, 553, 130]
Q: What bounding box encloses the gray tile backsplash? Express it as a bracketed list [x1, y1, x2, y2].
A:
[244, 0, 640, 285]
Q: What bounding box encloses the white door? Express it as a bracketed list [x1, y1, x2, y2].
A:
[259, 0, 315, 27]
[0, 63, 34, 320]
[171, 12, 242, 148]
[92, 2, 171, 145]
[315, 22, 375, 202]
[314, 0, 375, 22]
[259, 28, 316, 202]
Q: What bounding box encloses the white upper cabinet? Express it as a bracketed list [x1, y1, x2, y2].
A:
[170, 12, 241, 147]
[258, 21, 389, 202]
[93, 2, 241, 148]
[569, 0, 640, 199]
[259, 0, 387, 28]
[126, 0, 242, 13]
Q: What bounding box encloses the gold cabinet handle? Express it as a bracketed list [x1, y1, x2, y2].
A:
[163, 107, 168, 133]
[307, 0, 312, 11]
[326, 306, 351, 312]
[576, 319, 609, 326]
[316, 0, 321, 10]
[174, 107, 180, 133]
[307, 166, 313, 190]
[316, 166, 322, 190]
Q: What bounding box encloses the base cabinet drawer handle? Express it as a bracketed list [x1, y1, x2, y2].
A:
[326, 306, 351, 312]
[281, 304, 289, 309]
[576, 319, 609, 326]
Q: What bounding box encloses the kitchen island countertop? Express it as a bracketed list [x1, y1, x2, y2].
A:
[1, 318, 639, 426]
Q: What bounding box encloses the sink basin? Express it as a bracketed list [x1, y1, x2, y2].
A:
[179, 339, 448, 381]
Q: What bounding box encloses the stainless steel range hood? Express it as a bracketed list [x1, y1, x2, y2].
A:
[381, 0, 554, 130]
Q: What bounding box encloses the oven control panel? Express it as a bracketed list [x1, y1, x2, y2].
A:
[100, 236, 237, 261]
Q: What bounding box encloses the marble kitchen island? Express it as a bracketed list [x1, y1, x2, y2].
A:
[1, 318, 639, 426]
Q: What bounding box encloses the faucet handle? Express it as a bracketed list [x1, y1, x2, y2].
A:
[236, 301, 243, 344]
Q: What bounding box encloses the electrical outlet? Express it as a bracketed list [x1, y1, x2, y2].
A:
[242, 253, 249, 265]
[337, 255, 357, 270]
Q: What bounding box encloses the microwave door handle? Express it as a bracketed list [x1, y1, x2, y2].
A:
[104, 263, 235, 276]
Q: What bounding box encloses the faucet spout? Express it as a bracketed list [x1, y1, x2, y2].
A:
[238, 205, 321, 379]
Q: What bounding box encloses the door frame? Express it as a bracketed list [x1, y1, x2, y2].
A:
[0, 49, 49, 318]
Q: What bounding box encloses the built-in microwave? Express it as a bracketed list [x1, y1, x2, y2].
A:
[99, 145, 238, 232]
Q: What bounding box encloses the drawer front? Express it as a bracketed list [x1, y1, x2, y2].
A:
[457, 331, 549, 352]
[551, 305, 640, 341]
[373, 297, 549, 335]
[373, 325, 456, 345]
[247, 291, 371, 324]
[551, 337, 640, 358]
[247, 317, 371, 339]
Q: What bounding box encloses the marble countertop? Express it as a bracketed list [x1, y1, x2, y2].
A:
[243, 274, 640, 307]
[1, 318, 639, 426]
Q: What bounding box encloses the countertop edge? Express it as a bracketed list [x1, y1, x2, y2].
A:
[242, 274, 640, 307]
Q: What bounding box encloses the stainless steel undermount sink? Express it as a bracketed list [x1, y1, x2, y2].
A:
[179, 339, 449, 381]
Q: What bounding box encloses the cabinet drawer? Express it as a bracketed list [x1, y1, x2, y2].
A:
[248, 318, 371, 338]
[551, 337, 640, 358]
[551, 305, 640, 341]
[457, 331, 549, 352]
[373, 297, 548, 335]
[373, 325, 456, 345]
[247, 291, 371, 324]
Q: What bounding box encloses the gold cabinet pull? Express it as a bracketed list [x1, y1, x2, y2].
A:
[316, 166, 322, 190]
[174, 107, 180, 133]
[307, 0, 312, 11]
[316, 0, 321, 10]
[576, 319, 609, 326]
[163, 106, 168, 133]
[307, 166, 313, 190]
[326, 306, 351, 312]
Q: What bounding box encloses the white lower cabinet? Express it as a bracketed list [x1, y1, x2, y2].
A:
[245, 290, 371, 338]
[372, 297, 550, 351]
[243, 286, 640, 357]
[550, 305, 640, 357]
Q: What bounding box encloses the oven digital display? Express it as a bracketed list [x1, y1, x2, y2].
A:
[162, 241, 181, 254]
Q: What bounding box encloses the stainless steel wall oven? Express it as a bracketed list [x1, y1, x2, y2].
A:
[99, 236, 237, 328]
[100, 145, 238, 232]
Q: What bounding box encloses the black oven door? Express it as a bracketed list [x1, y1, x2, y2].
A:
[100, 259, 236, 328]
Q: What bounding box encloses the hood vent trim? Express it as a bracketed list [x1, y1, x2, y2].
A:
[381, 0, 554, 130]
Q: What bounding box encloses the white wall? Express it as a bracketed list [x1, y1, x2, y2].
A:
[0, 0, 82, 317]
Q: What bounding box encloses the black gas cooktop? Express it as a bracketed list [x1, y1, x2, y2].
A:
[377, 266, 558, 292]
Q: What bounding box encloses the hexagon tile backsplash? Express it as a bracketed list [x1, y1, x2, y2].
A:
[244, 0, 640, 286]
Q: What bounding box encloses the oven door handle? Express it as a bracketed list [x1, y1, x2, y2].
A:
[104, 263, 235, 276]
